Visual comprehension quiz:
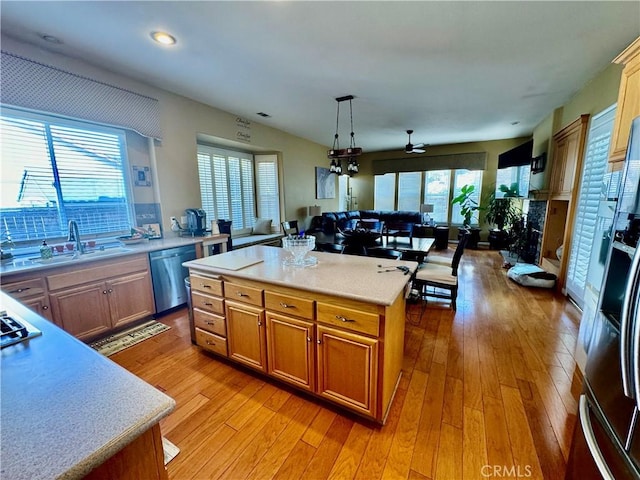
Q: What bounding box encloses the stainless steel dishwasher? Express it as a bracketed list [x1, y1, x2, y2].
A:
[149, 245, 197, 314]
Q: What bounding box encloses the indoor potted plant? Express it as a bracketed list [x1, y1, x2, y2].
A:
[484, 183, 522, 249]
[451, 184, 481, 248]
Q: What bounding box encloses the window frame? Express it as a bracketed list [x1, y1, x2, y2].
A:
[0, 106, 135, 249]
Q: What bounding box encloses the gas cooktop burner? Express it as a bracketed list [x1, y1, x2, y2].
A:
[0, 309, 42, 349]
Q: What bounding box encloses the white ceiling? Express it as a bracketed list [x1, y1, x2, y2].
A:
[1, 1, 639, 152]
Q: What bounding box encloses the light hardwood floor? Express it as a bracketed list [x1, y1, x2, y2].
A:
[110, 248, 582, 480]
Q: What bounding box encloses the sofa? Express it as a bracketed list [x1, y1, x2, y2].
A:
[320, 210, 422, 238]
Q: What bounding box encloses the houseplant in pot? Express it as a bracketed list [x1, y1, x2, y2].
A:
[451, 184, 481, 248]
[484, 183, 522, 250]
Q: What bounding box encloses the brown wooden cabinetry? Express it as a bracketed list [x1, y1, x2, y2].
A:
[2, 276, 53, 321]
[266, 311, 315, 392]
[540, 115, 589, 293]
[317, 324, 378, 417]
[47, 254, 154, 340]
[610, 37, 640, 168]
[187, 267, 405, 423]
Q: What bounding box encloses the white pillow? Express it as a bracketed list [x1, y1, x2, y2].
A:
[252, 218, 272, 235]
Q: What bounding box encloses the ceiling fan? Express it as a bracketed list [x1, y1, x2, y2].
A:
[405, 130, 426, 154]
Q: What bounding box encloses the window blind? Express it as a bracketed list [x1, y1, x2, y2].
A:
[566, 106, 616, 306]
[1, 51, 161, 139]
[423, 170, 451, 223]
[1, 108, 132, 243]
[255, 155, 280, 228]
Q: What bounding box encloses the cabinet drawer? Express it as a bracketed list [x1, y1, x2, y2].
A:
[190, 274, 223, 296]
[316, 302, 379, 337]
[195, 328, 228, 356]
[224, 282, 263, 307]
[193, 308, 226, 337]
[265, 291, 314, 319]
[192, 291, 224, 315]
[2, 278, 46, 299]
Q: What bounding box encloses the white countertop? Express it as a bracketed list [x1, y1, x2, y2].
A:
[0, 292, 175, 480]
[0, 234, 226, 277]
[183, 245, 417, 306]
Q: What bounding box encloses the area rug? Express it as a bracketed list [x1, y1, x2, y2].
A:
[89, 321, 171, 356]
[162, 437, 180, 465]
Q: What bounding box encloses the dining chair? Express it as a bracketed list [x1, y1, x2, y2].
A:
[365, 247, 403, 260]
[281, 220, 299, 236]
[413, 232, 469, 310]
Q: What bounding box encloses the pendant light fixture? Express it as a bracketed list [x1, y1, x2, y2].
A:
[328, 95, 361, 176]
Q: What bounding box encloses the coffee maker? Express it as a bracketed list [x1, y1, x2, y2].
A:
[185, 208, 207, 236]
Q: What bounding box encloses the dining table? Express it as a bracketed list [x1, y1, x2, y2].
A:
[311, 231, 435, 261]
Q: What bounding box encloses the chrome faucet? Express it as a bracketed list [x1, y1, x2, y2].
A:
[67, 220, 85, 254]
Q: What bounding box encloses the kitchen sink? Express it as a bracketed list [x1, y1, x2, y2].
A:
[27, 246, 133, 265]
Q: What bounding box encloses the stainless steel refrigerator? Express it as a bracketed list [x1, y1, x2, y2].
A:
[566, 115, 640, 479]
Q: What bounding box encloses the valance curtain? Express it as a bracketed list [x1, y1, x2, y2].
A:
[0, 51, 162, 140]
[372, 151, 487, 175]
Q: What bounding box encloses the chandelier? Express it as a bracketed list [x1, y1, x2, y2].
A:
[328, 95, 361, 176]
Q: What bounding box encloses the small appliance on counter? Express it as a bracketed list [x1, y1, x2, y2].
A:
[184, 208, 207, 236]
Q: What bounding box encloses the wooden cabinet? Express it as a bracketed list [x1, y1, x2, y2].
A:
[317, 325, 378, 417]
[1, 277, 53, 321]
[610, 37, 640, 168]
[548, 115, 589, 199]
[190, 273, 227, 356]
[187, 268, 405, 423]
[226, 300, 267, 372]
[540, 116, 589, 293]
[47, 254, 154, 340]
[266, 311, 315, 392]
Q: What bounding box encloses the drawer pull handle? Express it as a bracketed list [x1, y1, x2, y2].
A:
[201, 284, 211, 289]
[107, 289, 113, 293]
[258, 321, 263, 327]
[335, 315, 355, 323]
[279, 302, 295, 309]
[204, 302, 213, 306]
[206, 341, 216, 346]
[237, 292, 248, 297]
[206, 321, 215, 325]
[103, 290, 108, 294]
[317, 339, 322, 345]
[9, 287, 30, 294]
[307, 336, 312, 342]
[42, 305, 49, 310]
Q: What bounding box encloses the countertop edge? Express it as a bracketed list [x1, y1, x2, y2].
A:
[62, 400, 176, 480]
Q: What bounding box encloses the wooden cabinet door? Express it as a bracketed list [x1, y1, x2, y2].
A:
[610, 38, 640, 165]
[266, 311, 315, 392]
[49, 282, 111, 340]
[550, 139, 568, 195]
[108, 271, 155, 329]
[226, 300, 267, 373]
[316, 325, 378, 417]
[22, 296, 53, 322]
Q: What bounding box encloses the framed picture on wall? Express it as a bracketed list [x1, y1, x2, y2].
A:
[315, 167, 335, 199]
[133, 165, 152, 187]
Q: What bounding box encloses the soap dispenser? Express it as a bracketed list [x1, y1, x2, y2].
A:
[40, 240, 53, 260]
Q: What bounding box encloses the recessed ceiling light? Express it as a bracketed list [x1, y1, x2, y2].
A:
[150, 31, 176, 46]
[39, 33, 63, 44]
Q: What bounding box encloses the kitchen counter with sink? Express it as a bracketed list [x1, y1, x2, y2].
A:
[0, 234, 228, 277]
[0, 291, 175, 479]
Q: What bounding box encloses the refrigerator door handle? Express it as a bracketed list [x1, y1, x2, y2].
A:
[632, 272, 640, 410]
[579, 395, 615, 480]
[621, 245, 640, 398]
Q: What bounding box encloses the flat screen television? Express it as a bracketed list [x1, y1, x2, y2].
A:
[498, 139, 533, 169]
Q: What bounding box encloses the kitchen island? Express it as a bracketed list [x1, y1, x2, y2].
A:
[0, 291, 175, 480]
[183, 245, 416, 423]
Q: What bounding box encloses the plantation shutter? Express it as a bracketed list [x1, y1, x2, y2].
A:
[397, 172, 422, 211]
[255, 155, 280, 228]
[566, 105, 616, 307]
